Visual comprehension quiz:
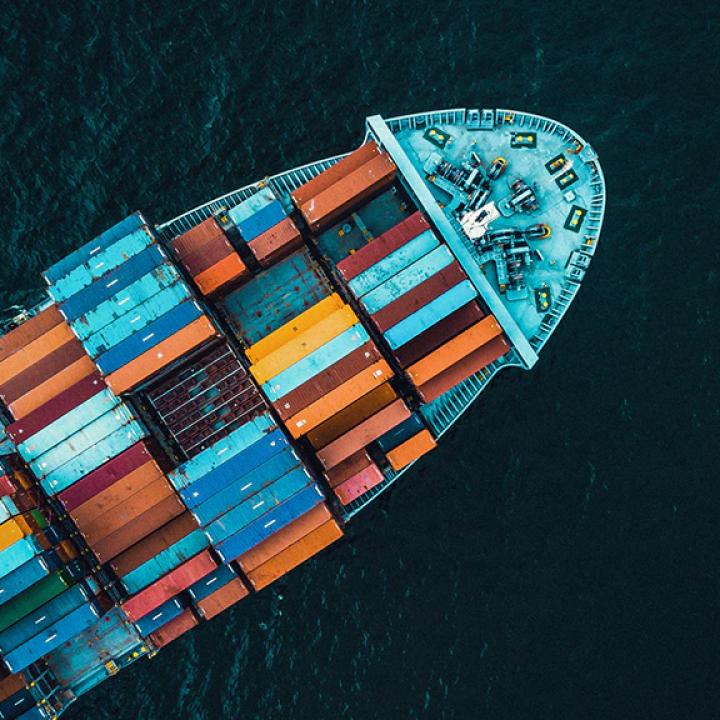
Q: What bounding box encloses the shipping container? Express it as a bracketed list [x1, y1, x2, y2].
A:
[291, 141, 380, 209]
[262, 324, 370, 402]
[225, 186, 277, 225]
[334, 464, 385, 505]
[272, 341, 382, 422]
[393, 302, 485, 369]
[384, 281, 479, 350]
[375, 414, 427, 453]
[171, 216, 228, 259]
[60, 245, 168, 322]
[148, 607, 198, 649]
[120, 550, 217, 622]
[0, 571, 70, 633]
[323, 450, 373, 489]
[195, 578, 248, 621]
[0, 537, 41, 580]
[233, 200, 287, 243]
[134, 597, 184, 637]
[250, 305, 358, 385]
[193, 253, 248, 296]
[306, 383, 397, 450]
[336, 210, 429, 282]
[0, 305, 64, 365]
[0, 673, 27, 702]
[187, 564, 237, 602]
[58, 441, 154, 512]
[385, 430, 437, 471]
[286, 360, 393, 439]
[215, 484, 325, 564]
[248, 216, 303, 267]
[0, 556, 49, 606]
[104, 316, 218, 395]
[247, 518, 343, 591]
[0, 520, 26, 554]
[418, 335, 511, 403]
[0, 688, 36, 720]
[316, 398, 412, 469]
[179, 232, 237, 277]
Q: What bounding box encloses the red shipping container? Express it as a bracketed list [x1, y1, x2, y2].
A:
[0, 305, 64, 364]
[334, 464, 385, 505]
[248, 217, 303, 268]
[370, 262, 468, 333]
[5, 371, 105, 444]
[171, 217, 226, 259]
[336, 211, 430, 282]
[393, 302, 485, 369]
[196, 578, 249, 621]
[316, 398, 411, 470]
[0, 474, 16, 496]
[148, 608, 199, 649]
[58, 441, 154, 512]
[272, 341, 381, 422]
[180, 234, 236, 277]
[324, 450, 373, 488]
[121, 550, 218, 622]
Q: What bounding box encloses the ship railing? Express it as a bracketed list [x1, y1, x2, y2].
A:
[378, 108, 467, 135]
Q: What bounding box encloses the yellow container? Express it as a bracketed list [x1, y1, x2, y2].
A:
[0, 519, 26, 553]
[250, 305, 358, 385]
[246, 294, 344, 364]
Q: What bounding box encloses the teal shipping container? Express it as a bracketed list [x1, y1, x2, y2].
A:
[360, 245, 455, 314]
[121, 529, 210, 594]
[205, 466, 313, 544]
[384, 281, 479, 350]
[17, 389, 121, 463]
[225, 187, 277, 225]
[41, 420, 146, 495]
[262, 324, 370, 402]
[348, 229, 439, 297]
[0, 536, 42, 579]
[0, 555, 49, 606]
[168, 413, 276, 490]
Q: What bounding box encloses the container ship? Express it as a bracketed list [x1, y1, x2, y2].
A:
[0, 109, 604, 719]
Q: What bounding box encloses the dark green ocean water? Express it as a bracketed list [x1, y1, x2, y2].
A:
[1, 2, 719, 718]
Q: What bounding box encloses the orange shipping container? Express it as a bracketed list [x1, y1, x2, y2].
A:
[406, 315, 503, 386]
[0, 305, 64, 364]
[316, 398, 412, 469]
[236, 503, 333, 574]
[8, 356, 96, 420]
[386, 429, 437, 472]
[149, 607, 199, 649]
[0, 519, 26, 552]
[196, 578, 249, 620]
[193, 252, 248, 296]
[248, 216, 304, 268]
[105, 316, 218, 395]
[286, 359, 393, 438]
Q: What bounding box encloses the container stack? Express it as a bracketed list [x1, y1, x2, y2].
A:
[44, 213, 219, 395]
[291, 141, 398, 233]
[226, 186, 304, 267]
[170, 217, 249, 296]
[0, 672, 41, 719]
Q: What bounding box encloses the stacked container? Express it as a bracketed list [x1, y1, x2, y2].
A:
[226, 186, 303, 267]
[291, 141, 397, 233]
[170, 217, 249, 296]
[0, 673, 39, 719]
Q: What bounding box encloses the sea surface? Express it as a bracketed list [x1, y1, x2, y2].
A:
[1, 2, 718, 719]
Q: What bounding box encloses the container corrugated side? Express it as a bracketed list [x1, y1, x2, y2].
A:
[0, 305, 64, 365]
[148, 607, 198, 649]
[334, 464, 385, 505]
[195, 578, 249, 620]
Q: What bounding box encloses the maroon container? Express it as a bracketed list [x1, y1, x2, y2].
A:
[58, 441, 154, 512]
[370, 262, 468, 333]
[171, 217, 226, 258]
[336, 211, 429, 282]
[0, 305, 64, 364]
[272, 341, 382, 422]
[0, 339, 86, 404]
[5, 371, 105, 444]
[324, 449, 372, 488]
[393, 302, 485, 369]
[180, 234, 235, 277]
[0, 673, 27, 702]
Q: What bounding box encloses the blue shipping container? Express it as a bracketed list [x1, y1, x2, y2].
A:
[168, 414, 277, 490]
[0, 537, 41, 579]
[178, 429, 288, 508]
[0, 686, 35, 719]
[348, 229, 439, 297]
[375, 414, 427, 453]
[44, 212, 146, 285]
[216, 484, 325, 563]
[0, 556, 49, 607]
[94, 300, 204, 375]
[192, 448, 300, 527]
[134, 598, 184, 637]
[233, 201, 287, 243]
[187, 564, 237, 602]
[3, 602, 99, 672]
[225, 187, 277, 224]
[262, 324, 370, 401]
[60, 244, 168, 321]
[384, 280, 479, 350]
[16, 707, 45, 720]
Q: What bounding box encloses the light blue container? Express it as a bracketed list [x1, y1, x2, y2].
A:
[0, 499, 10, 524]
[15, 704, 45, 720]
[348, 229, 439, 297]
[178, 429, 288, 508]
[168, 414, 277, 490]
[0, 497, 19, 519]
[262, 324, 370, 401]
[0, 585, 89, 654]
[17, 389, 121, 463]
[134, 598, 184, 638]
[49, 228, 155, 304]
[187, 564, 238, 602]
[42, 420, 146, 495]
[44, 213, 146, 285]
[31, 405, 137, 479]
[384, 280, 478, 350]
[83, 282, 192, 358]
[0, 537, 42, 579]
[60, 245, 167, 321]
[206, 466, 312, 544]
[71, 264, 183, 341]
[121, 530, 210, 594]
[3, 602, 99, 672]
[94, 300, 203, 375]
[0, 556, 49, 607]
[226, 187, 277, 224]
[234, 201, 287, 242]
[361, 245, 455, 314]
